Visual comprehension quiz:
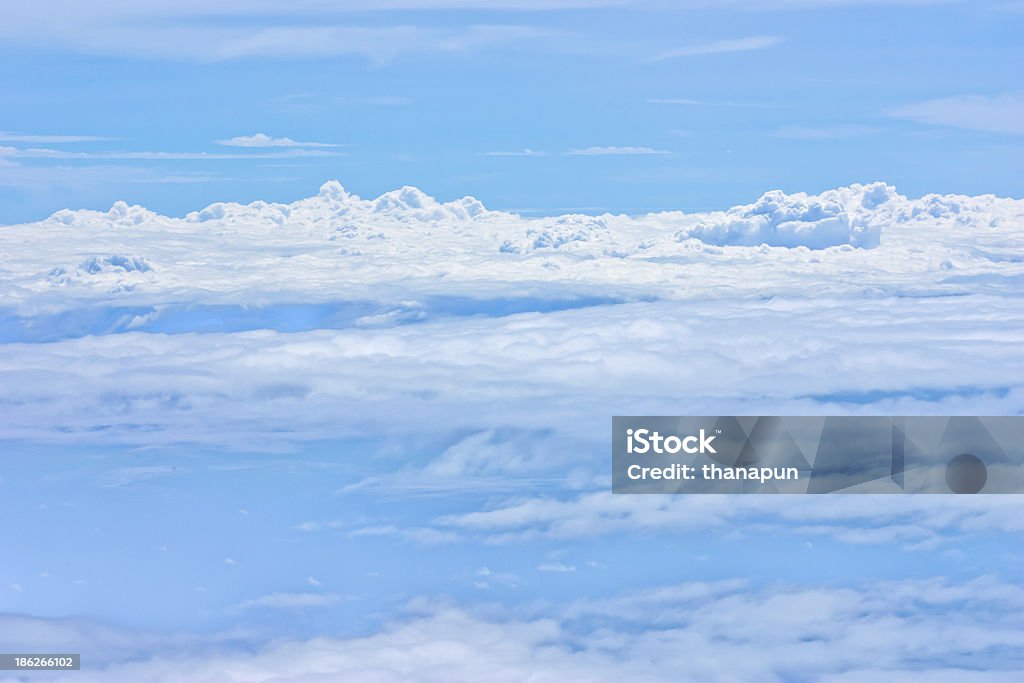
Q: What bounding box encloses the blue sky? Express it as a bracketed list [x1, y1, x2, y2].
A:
[1, 3, 1023, 681]
[1, 0, 1022, 224]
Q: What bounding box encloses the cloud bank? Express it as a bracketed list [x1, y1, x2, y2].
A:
[1, 179, 1021, 681]
[1, 181, 1021, 452]
[3, 576, 1021, 682]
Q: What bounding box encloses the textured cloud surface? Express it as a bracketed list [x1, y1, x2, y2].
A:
[1, 181, 1022, 446]
[2, 181, 1021, 322]
[3, 577, 1022, 683]
[1, 181, 1022, 680]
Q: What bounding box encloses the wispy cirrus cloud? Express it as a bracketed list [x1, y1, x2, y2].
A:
[480, 148, 547, 157]
[293, 520, 347, 532]
[482, 146, 670, 156]
[772, 124, 880, 139]
[0, 159, 230, 190]
[888, 91, 1024, 135]
[232, 592, 345, 611]
[647, 97, 777, 108]
[99, 465, 178, 488]
[649, 35, 783, 62]
[0, 145, 340, 160]
[0, 17, 559, 63]
[0, 131, 115, 143]
[536, 561, 576, 572]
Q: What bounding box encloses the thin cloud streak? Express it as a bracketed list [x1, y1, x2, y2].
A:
[0, 146, 341, 160]
[649, 35, 783, 62]
[482, 146, 671, 156]
[565, 146, 670, 155]
[888, 92, 1024, 135]
[0, 131, 115, 143]
[216, 133, 345, 148]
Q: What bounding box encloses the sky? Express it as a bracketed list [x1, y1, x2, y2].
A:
[1, 0, 1023, 224]
[1, 2, 1023, 682]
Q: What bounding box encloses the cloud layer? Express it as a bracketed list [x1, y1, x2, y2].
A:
[1, 180, 1021, 680]
[4, 576, 1021, 682]
[1, 181, 1021, 452]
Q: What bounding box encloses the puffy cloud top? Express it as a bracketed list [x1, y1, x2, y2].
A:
[0, 180, 1019, 317]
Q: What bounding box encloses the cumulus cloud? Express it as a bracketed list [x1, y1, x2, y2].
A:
[0, 180, 1022, 452]
[1, 176, 1022, 682]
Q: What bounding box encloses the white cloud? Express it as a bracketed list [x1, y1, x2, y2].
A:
[6, 291, 1022, 451]
[647, 97, 773, 107]
[99, 465, 178, 487]
[650, 35, 783, 61]
[0, 15, 558, 62]
[772, 124, 880, 139]
[233, 592, 343, 610]
[1, 182, 1022, 454]
[339, 430, 575, 495]
[0, 145, 339, 160]
[888, 92, 1024, 135]
[347, 525, 461, 545]
[0, 2, 968, 63]
[0, 131, 113, 143]
[0, 613, 213, 667]
[435, 492, 1024, 546]
[0, 159, 230, 191]
[481, 148, 547, 156]
[536, 562, 576, 572]
[0, 174, 1022, 682]
[215, 132, 344, 148]
[293, 520, 347, 531]
[6, 576, 1021, 682]
[484, 146, 671, 157]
